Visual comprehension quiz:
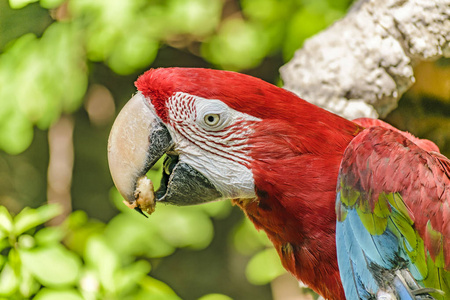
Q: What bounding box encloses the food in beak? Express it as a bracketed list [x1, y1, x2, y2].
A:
[122, 176, 156, 215]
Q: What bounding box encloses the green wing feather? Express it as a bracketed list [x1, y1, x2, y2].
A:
[336, 126, 450, 299]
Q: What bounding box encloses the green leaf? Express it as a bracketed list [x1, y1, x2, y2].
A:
[201, 18, 269, 70]
[165, 0, 222, 35]
[0, 22, 87, 154]
[85, 235, 119, 293]
[17, 234, 35, 249]
[63, 211, 105, 256]
[104, 212, 175, 259]
[39, 0, 66, 9]
[107, 34, 158, 75]
[18, 266, 39, 299]
[33, 288, 84, 300]
[115, 260, 151, 295]
[233, 218, 270, 255]
[241, 0, 290, 22]
[284, 7, 329, 60]
[138, 276, 180, 299]
[153, 206, 214, 249]
[8, 0, 38, 9]
[0, 231, 6, 244]
[199, 201, 232, 219]
[34, 226, 65, 246]
[0, 263, 19, 296]
[0, 110, 34, 154]
[20, 245, 82, 287]
[78, 270, 99, 295]
[198, 294, 233, 300]
[14, 204, 62, 236]
[245, 248, 285, 285]
[0, 206, 13, 235]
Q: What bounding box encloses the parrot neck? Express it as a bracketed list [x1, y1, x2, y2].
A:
[233, 155, 345, 299]
[234, 115, 362, 299]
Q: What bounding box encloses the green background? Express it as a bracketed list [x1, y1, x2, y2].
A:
[0, 0, 448, 299]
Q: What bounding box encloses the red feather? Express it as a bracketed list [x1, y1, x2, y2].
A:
[135, 68, 447, 299]
[339, 126, 450, 269]
[136, 68, 362, 298]
[136, 68, 360, 137]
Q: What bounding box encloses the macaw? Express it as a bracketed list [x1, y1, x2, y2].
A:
[107, 68, 450, 299]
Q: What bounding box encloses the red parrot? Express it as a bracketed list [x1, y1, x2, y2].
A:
[107, 68, 450, 299]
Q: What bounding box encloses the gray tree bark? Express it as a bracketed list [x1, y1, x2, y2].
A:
[280, 0, 450, 120]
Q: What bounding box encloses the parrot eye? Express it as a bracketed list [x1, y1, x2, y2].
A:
[204, 114, 220, 126]
[196, 99, 230, 130]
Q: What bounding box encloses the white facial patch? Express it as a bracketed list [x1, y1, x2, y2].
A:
[165, 92, 261, 199]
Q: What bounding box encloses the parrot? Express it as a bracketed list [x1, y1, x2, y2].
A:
[107, 67, 450, 300]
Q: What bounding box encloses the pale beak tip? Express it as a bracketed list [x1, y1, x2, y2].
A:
[134, 176, 156, 215]
[120, 176, 156, 216]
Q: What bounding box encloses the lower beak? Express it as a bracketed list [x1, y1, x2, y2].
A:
[107, 92, 222, 213]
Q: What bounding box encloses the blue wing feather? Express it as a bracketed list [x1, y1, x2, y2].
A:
[337, 219, 374, 299]
[347, 209, 398, 268]
[337, 206, 396, 298]
[335, 126, 450, 299]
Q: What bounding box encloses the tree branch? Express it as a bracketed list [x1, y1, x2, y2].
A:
[47, 115, 74, 225]
[280, 0, 449, 119]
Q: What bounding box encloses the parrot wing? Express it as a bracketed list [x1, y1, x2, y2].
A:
[335, 125, 450, 299]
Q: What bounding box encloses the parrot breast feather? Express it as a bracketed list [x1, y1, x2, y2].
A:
[336, 126, 450, 299]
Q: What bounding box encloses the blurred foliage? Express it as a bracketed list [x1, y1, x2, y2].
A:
[0, 1, 353, 295]
[1, 0, 448, 299]
[0, 0, 351, 154]
[385, 59, 450, 157]
[0, 203, 165, 300]
[0, 198, 234, 299]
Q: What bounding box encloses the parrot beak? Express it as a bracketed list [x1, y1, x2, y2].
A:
[108, 92, 172, 213]
[108, 92, 222, 214]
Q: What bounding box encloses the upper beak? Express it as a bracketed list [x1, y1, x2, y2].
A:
[107, 92, 173, 212]
[108, 92, 222, 213]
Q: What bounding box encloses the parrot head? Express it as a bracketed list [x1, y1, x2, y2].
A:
[109, 68, 263, 210]
[108, 67, 359, 213]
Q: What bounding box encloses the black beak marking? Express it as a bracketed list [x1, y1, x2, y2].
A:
[134, 207, 148, 218]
